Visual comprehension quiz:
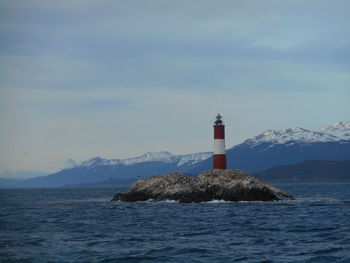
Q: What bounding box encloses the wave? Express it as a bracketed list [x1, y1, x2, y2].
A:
[281, 197, 346, 204]
[143, 199, 179, 203]
[39, 198, 110, 205]
[112, 197, 349, 205]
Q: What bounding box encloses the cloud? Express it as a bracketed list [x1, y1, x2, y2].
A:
[1, 0, 349, 95]
[64, 158, 78, 168]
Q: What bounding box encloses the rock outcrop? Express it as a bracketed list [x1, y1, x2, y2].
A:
[112, 169, 293, 203]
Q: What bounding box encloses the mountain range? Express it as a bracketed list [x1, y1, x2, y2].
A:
[13, 152, 212, 188]
[4, 122, 350, 188]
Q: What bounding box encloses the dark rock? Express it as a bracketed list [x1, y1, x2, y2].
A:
[111, 169, 293, 203]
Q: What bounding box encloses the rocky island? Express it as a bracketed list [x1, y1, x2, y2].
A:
[113, 115, 293, 203]
[111, 169, 293, 203]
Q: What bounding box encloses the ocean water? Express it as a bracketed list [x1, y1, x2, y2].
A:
[1, 184, 350, 263]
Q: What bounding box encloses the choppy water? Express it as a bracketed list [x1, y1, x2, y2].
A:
[1, 184, 350, 263]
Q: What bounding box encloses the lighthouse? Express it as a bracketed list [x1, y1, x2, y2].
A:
[213, 113, 227, 169]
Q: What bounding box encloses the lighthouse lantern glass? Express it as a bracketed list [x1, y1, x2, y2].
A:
[215, 113, 223, 125]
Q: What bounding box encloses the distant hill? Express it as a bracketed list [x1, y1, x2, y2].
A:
[253, 159, 350, 183]
[11, 121, 350, 188]
[0, 178, 25, 188]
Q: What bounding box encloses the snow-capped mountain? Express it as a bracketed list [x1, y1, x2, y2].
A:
[176, 152, 213, 166]
[315, 122, 350, 141]
[79, 151, 212, 169]
[245, 122, 350, 148]
[80, 151, 176, 168]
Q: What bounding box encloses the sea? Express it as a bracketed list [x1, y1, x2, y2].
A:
[1, 184, 350, 263]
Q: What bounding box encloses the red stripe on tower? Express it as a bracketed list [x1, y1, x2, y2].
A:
[213, 113, 227, 169]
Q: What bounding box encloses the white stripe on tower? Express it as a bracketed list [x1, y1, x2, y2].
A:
[214, 139, 225, 154]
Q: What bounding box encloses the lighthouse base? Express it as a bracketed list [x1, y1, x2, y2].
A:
[213, 154, 227, 169]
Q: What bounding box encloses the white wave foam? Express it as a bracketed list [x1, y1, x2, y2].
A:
[163, 199, 179, 203]
[144, 199, 179, 203]
[206, 199, 232, 203]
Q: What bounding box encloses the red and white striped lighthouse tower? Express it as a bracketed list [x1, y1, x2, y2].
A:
[213, 113, 227, 169]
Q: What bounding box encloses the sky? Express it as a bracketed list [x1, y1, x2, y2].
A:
[1, 0, 349, 177]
